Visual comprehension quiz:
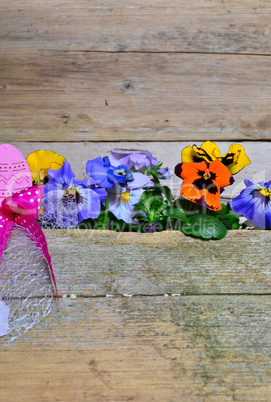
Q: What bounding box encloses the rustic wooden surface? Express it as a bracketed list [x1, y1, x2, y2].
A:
[1, 1, 271, 142]
[40, 230, 271, 296]
[1, 0, 271, 54]
[1, 231, 271, 402]
[1, 49, 271, 141]
[2, 296, 271, 401]
[1, 0, 271, 400]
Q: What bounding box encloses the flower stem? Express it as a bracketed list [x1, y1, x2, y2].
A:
[102, 195, 109, 229]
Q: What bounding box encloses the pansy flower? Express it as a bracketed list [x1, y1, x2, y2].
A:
[175, 160, 234, 211]
[43, 161, 102, 226]
[107, 173, 153, 223]
[86, 156, 133, 188]
[110, 150, 171, 180]
[110, 150, 158, 171]
[155, 166, 171, 180]
[182, 141, 250, 175]
[26, 150, 66, 184]
[229, 179, 271, 229]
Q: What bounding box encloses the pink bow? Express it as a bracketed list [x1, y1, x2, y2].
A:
[0, 185, 59, 302]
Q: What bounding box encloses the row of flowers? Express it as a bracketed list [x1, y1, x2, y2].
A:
[25, 141, 271, 239]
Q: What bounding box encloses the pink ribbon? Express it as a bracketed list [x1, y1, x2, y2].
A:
[0, 184, 59, 302]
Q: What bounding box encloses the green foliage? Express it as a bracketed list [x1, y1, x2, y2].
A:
[216, 203, 241, 230]
[79, 188, 238, 239]
[144, 163, 163, 183]
[134, 186, 188, 231]
[163, 207, 188, 222]
[181, 214, 227, 240]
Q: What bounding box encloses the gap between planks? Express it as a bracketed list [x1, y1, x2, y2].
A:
[53, 50, 271, 57]
[6, 293, 271, 302]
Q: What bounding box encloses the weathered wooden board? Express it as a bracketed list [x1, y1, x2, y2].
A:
[2, 229, 271, 297]
[1, 51, 271, 141]
[1, 1, 271, 54]
[43, 230, 271, 297]
[7, 141, 271, 201]
[1, 1, 271, 399]
[1, 296, 271, 401]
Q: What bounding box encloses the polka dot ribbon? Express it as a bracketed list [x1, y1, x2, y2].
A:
[0, 184, 59, 302]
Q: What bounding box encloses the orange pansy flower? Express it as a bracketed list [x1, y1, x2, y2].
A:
[175, 160, 234, 211]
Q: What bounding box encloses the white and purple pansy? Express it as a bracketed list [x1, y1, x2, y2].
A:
[107, 173, 153, 223]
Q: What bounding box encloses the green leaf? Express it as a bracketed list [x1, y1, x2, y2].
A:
[163, 207, 188, 223]
[159, 186, 173, 204]
[181, 214, 227, 240]
[216, 203, 241, 229]
[137, 190, 154, 212]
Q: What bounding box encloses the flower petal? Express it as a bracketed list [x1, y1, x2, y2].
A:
[181, 145, 195, 163]
[230, 180, 271, 229]
[86, 157, 114, 188]
[110, 150, 158, 170]
[127, 173, 153, 190]
[219, 144, 251, 175]
[47, 161, 75, 187]
[76, 187, 101, 221]
[175, 161, 207, 181]
[200, 141, 221, 160]
[91, 187, 108, 204]
[107, 185, 143, 223]
[181, 142, 219, 164]
[176, 160, 233, 211]
[26, 150, 66, 184]
[209, 160, 234, 189]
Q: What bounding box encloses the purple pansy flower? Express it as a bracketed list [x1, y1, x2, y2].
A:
[86, 156, 134, 189]
[107, 173, 153, 223]
[110, 150, 158, 171]
[229, 179, 271, 229]
[155, 166, 171, 180]
[43, 161, 102, 226]
[110, 150, 171, 179]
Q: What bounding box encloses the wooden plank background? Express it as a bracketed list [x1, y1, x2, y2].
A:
[1, 1, 271, 401]
[1, 230, 271, 401]
[1, 1, 271, 141]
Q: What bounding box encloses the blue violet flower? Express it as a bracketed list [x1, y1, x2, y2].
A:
[229, 179, 271, 229]
[43, 161, 102, 226]
[86, 156, 133, 188]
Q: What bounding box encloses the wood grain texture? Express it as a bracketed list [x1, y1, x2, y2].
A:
[1, 1, 271, 54]
[7, 141, 271, 201]
[1, 2, 271, 398]
[1, 50, 271, 142]
[42, 230, 271, 297]
[1, 296, 271, 401]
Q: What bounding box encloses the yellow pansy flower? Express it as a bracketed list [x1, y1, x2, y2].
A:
[26, 150, 66, 184]
[181, 141, 250, 175]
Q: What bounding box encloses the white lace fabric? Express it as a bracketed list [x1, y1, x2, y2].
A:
[0, 225, 54, 342]
[37, 196, 79, 229]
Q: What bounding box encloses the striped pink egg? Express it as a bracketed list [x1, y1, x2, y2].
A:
[0, 144, 32, 206]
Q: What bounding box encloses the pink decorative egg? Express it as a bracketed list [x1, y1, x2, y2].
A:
[0, 144, 32, 206]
